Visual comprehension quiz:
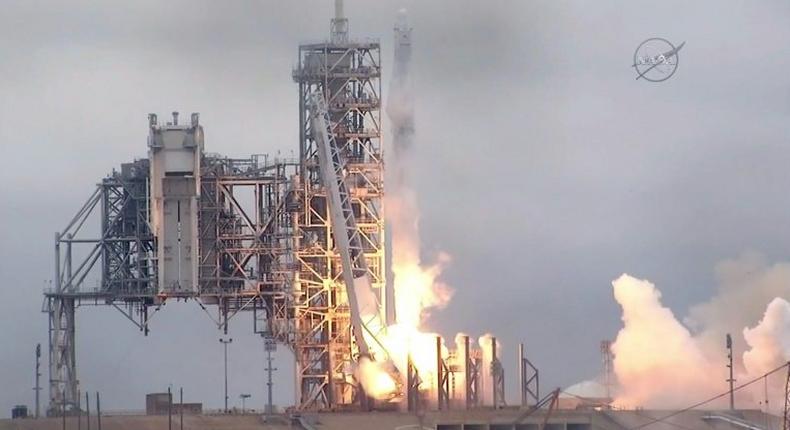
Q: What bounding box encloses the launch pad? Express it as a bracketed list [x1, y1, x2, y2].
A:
[43, 0, 536, 417]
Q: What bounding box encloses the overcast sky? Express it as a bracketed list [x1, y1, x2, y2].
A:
[1, 0, 790, 417]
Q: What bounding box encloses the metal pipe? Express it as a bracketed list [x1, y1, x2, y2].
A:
[96, 392, 101, 430]
[54, 232, 61, 293]
[168, 387, 172, 430]
[727, 334, 735, 410]
[220, 338, 233, 412]
[264, 338, 275, 415]
[492, 337, 498, 408]
[59, 187, 101, 236]
[436, 336, 443, 410]
[519, 343, 525, 407]
[35, 344, 41, 418]
[66, 234, 73, 291]
[464, 335, 471, 409]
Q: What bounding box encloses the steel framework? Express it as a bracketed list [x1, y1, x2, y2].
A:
[519, 343, 540, 407]
[491, 337, 506, 409]
[290, 20, 386, 409]
[466, 337, 482, 409]
[44, 3, 388, 414]
[44, 148, 299, 414]
[437, 336, 450, 410]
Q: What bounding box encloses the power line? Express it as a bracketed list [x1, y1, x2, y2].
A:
[560, 361, 789, 430]
[559, 391, 696, 430]
[629, 361, 790, 430]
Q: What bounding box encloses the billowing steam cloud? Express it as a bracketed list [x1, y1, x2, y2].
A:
[356, 9, 457, 401]
[360, 10, 500, 404]
[580, 253, 790, 409]
[742, 298, 790, 380]
[610, 274, 720, 408]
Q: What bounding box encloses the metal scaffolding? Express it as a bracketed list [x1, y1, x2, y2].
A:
[519, 343, 540, 407]
[43, 148, 299, 415]
[44, 2, 387, 414]
[290, 11, 385, 408]
[465, 336, 482, 409]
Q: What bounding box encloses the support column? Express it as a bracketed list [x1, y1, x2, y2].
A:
[49, 230, 78, 415]
[437, 336, 449, 410]
[519, 343, 525, 407]
[491, 337, 505, 408]
[48, 295, 78, 415]
[463, 336, 472, 409]
[519, 343, 539, 407]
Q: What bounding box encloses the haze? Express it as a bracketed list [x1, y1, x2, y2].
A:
[1, 0, 789, 416]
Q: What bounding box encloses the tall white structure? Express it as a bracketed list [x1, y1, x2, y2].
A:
[148, 112, 203, 293]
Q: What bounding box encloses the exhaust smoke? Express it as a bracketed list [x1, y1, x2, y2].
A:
[575, 254, 790, 409]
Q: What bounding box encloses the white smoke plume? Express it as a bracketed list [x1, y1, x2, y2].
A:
[610, 274, 720, 408]
[386, 8, 453, 329]
[685, 252, 790, 366]
[350, 9, 460, 402]
[362, 10, 504, 407]
[742, 297, 790, 379]
[598, 254, 790, 409]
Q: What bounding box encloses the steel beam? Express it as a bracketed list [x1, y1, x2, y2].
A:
[519, 343, 539, 407]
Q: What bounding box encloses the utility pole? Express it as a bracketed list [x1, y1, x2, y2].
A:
[85, 392, 90, 430]
[179, 387, 183, 430]
[96, 392, 102, 430]
[34, 343, 41, 419]
[264, 337, 277, 415]
[219, 337, 233, 413]
[167, 386, 172, 430]
[726, 334, 735, 410]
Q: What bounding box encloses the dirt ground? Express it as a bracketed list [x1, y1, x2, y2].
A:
[0, 414, 292, 430]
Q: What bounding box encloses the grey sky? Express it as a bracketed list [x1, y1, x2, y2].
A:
[1, 0, 790, 417]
